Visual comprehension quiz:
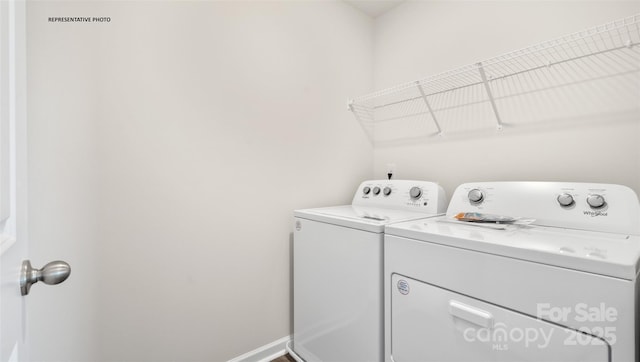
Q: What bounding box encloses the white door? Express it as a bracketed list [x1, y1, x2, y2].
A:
[0, 0, 28, 360]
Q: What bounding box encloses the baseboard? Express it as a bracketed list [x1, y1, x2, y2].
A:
[227, 335, 291, 362]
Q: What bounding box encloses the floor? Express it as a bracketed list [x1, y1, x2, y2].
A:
[271, 354, 296, 362]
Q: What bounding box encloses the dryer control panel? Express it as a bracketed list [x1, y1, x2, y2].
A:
[448, 182, 640, 235]
[353, 180, 447, 214]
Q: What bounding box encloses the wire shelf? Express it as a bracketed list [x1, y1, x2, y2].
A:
[349, 14, 640, 146]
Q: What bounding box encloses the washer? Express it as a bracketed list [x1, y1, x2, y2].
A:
[289, 180, 446, 362]
[385, 182, 640, 362]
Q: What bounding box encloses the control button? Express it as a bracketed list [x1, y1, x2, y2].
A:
[363, 187, 371, 195]
[468, 189, 484, 204]
[557, 193, 575, 207]
[373, 187, 381, 195]
[409, 187, 422, 199]
[383, 187, 392, 196]
[586, 194, 606, 209]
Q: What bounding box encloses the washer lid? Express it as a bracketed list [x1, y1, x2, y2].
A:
[386, 216, 640, 280]
[294, 205, 441, 233]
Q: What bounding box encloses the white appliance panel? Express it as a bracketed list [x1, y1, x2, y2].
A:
[294, 205, 441, 233]
[386, 218, 640, 280]
[448, 182, 640, 235]
[352, 180, 446, 214]
[390, 274, 609, 362]
[293, 217, 383, 362]
[384, 226, 637, 361]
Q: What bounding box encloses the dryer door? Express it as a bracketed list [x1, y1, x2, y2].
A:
[390, 274, 610, 362]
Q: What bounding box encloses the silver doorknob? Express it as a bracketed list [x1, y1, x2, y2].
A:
[20, 260, 71, 296]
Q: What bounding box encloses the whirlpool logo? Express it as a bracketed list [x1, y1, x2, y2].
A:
[583, 210, 608, 217]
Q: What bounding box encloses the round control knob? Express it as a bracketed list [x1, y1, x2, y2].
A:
[586, 194, 606, 209]
[373, 187, 381, 195]
[363, 187, 371, 195]
[557, 193, 574, 207]
[383, 187, 392, 196]
[409, 187, 422, 199]
[468, 189, 484, 204]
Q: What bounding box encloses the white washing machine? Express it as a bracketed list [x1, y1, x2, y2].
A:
[384, 182, 640, 362]
[289, 180, 446, 362]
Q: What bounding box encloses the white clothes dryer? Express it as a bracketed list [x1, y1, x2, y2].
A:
[385, 182, 640, 362]
[289, 180, 446, 362]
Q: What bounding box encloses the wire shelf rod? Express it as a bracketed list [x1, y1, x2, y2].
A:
[416, 81, 443, 134]
[477, 62, 503, 129]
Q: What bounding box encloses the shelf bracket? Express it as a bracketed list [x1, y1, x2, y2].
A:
[477, 62, 503, 131]
[415, 81, 443, 135]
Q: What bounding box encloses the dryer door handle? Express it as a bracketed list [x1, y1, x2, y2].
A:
[448, 300, 494, 328]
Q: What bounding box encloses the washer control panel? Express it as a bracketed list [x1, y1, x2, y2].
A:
[353, 180, 447, 214]
[448, 182, 640, 235]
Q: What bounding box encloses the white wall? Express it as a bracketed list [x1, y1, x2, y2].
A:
[373, 1, 640, 198]
[27, 1, 102, 360]
[26, 1, 373, 361]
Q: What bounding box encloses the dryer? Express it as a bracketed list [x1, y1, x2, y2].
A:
[290, 180, 446, 362]
[384, 182, 640, 362]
